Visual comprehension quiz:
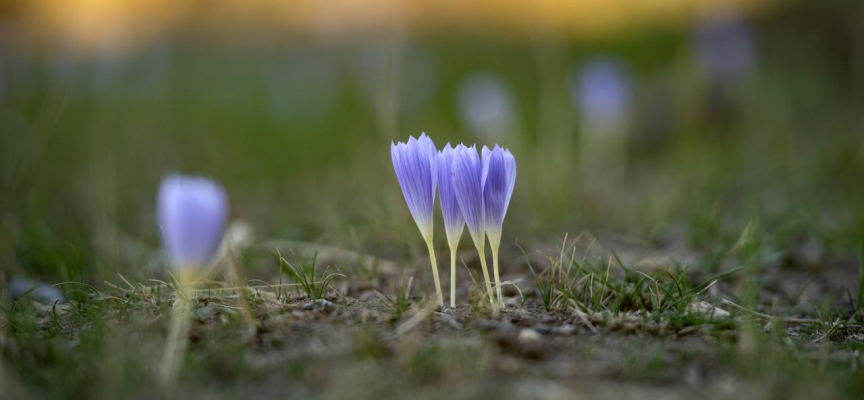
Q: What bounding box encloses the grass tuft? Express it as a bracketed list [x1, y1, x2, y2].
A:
[276, 250, 345, 300]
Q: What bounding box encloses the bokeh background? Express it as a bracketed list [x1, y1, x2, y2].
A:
[1, 0, 863, 284]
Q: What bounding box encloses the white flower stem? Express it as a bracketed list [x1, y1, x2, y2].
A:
[491, 243, 503, 308]
[159, 275, 193, 386]
[449, 249, 457, 308]
[425, 239, 444, 307]
[475, 242, 495, 305]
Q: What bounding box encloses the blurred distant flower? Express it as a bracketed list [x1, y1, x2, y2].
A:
[8, 276, 66, 305]
[452, 143, 495, 304]
[355, 42, 437, 115]
[50, 48, 89, 91]
[572, 57, 631, 124]
[157, 175, 228, 272]
[0, 51, 5, 102]
[91, 44, 127, 94]
[692, 13, 755, 83]
[269, 46, 341, 122]
[455, 73, 516, 140]
[481, 145, 516, 306]
[130, 37, 171, 98]
[391, 133, 443, 306]
[438, 143, 465, 307]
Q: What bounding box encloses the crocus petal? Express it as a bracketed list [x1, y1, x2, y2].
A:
[391, 133, 438, 241]
[481, 145, 517, 244]
[438, 144, 466, 248]
[157, 175, 229, 269]
[452, 144, 485, 247]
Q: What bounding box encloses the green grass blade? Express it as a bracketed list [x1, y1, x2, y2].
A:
[857, 238, 864, 312]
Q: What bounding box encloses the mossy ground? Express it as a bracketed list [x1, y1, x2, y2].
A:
[3, 231, 864, 399]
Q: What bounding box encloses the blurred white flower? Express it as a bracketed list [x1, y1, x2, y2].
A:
[268, 46, 341, 123]
[353, 41, 437, 115]
[455, 73, 516, 141]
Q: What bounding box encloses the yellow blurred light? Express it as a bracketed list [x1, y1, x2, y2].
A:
[15, 0, 771, 55]
[22, 0, 190, 56]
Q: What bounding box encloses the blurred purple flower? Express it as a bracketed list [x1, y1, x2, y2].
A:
[573, 57, 631, 123]
[391, 133, 438, 242]
[438, 143, 465, 249]
[355, 43, 438, 115]
[692, 13, 755, 82]
[157, 175, 228, 270]
[481, 145, 517, 246]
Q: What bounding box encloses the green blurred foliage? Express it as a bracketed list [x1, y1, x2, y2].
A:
[0, 3, 863, 284]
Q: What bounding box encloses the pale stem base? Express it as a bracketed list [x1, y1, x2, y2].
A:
[491, 244, 503, 307]
[450, 250, 457, 308]
[475, 244, 495, 305]
[159, 280, 192, 386]
[425, 240, 444, 307]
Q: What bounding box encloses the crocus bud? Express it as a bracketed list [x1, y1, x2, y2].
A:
[451, 144, 485, 250]
[391, 133, 444, 306]
[481, 145, 517, 249]
[391, 133, 438, 243]
[451, 143, 495, 304]
[438, 144, 466, 250]
[157, 175, 229, 272]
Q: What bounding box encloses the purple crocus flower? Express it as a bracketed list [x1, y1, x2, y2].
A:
[438, 144, 466, 307]
[157, 175, 229, 272]
[438, 144, 466, 250]
[451, 144, 483, 249]
[391, 133, 438, 242]
[482, 145, 516, 306]
[482, 145, 517, 243]
[451, 143, 495, 304]
[391, 133, 443, 306]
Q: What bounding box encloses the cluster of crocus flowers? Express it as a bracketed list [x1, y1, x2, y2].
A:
[392, 133, 516, 308]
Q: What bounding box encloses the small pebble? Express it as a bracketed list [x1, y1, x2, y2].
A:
[518, 328, 542, 344]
